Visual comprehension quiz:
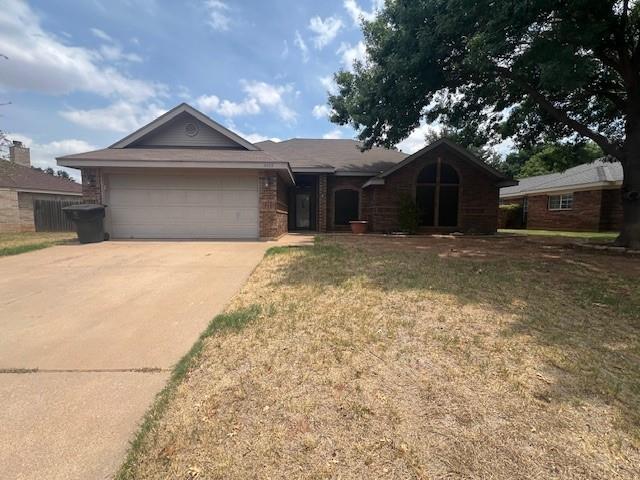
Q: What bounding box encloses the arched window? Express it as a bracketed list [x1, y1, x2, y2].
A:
[416, 160, 459, 227]
[334, 189, 359, 225]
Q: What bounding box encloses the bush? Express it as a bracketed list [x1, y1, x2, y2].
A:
[398, 194, 420, 233]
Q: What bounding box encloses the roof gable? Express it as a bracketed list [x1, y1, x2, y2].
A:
[110, 103, 258, 151]
[376, 139, 515, 184]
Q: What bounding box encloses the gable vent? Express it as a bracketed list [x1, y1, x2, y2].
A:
[184, 122, 199, 137]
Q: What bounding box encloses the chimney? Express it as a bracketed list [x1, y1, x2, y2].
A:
[9, 140, 30, 167]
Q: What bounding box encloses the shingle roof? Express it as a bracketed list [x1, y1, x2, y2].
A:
[500, 159, 623, 197]
[0, 160, 81, 194]
[58, 148, 284, 164]
[255, 138, 408, 173]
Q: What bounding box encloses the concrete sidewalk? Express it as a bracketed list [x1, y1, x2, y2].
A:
[0, 240, 267, 480]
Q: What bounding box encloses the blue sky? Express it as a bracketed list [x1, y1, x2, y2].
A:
[0, 0, 439, 179]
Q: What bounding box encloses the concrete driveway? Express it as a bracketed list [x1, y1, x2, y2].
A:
[0, 240, 268, 480]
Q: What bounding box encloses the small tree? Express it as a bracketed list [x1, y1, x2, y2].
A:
[398, 194, 420, 233]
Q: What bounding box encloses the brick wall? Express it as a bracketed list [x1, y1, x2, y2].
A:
[317, 174, 327, 233]
[366, 145, 499, 234]
[327, 176, 369, 231]
[600, 188, 623, 231]
[81, 168, 103, 204]
[526, 190, 602, 231]
[259, 171, 288, 239]
[0, 188, 20, 233]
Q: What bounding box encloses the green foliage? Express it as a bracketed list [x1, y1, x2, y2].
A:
[499, 204, 522, 213]
[398, 194, 420, 233]
[265, 246, 292, 256]
[328, 1, 633, 161]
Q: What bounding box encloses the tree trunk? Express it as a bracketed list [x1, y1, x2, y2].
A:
[615, 129, 640, 249]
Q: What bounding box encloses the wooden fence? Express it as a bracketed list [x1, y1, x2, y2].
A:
[34, 199, 83, 232]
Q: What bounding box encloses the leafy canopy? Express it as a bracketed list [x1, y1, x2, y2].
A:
[329, 0, 639, 161]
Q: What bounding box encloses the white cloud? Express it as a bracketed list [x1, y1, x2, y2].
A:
[0, 0, 162, 102]
[323, 129, 344, 139]
[337, 41, 368, 71]
[319, 75, 338, 95]
[99, 44, 143, 63]
[308, 16, 343, 49]
[238, 131, 281, 144]
[7, 133, 97, 181]
[195, 80, 296, 122]
[204, 0, 231, 31]
[312, 104, 333, 119]
[90, 27, 112, 42]
[344, 0, 384, 26]
[60, 101, 168, 133]
[396, 123, 433, 154]
[294, 30, 309, 62]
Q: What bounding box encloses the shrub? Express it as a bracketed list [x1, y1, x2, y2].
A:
[398, 194, 420, 233]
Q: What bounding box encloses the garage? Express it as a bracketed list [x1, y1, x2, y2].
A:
[106, 173, 259, 239]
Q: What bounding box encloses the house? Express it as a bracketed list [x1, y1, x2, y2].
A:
[0, 141, 82, 233]
[499, 160, 623, 231]
[57, 103, 514, 240]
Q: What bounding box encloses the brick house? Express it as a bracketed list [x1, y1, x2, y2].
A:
[499, 160, 623, 231]
[0, 141, 82, 233]
[57, 103, 514, 240]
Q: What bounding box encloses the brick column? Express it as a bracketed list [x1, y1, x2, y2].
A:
[81, 168, 103, 204]
[318, 174, 327, 232]
[259, 171, 278, 239]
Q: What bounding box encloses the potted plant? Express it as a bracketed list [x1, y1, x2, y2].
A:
[349, 220, 368, 234]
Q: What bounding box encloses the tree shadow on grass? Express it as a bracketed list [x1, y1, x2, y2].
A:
[269, 238, 640, 442]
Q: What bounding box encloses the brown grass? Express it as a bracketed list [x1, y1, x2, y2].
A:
[122, 235, 640, 480]
[0, 231, 76, 256]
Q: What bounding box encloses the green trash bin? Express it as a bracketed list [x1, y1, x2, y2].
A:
[62, 204, 106, 244]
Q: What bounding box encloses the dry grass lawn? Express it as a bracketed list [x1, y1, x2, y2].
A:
[121, 235, 640, 480]
[0, 231, 76, 256]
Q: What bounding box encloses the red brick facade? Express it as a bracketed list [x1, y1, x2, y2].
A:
[362, 145, 500, 233]
[81, 168, 103, 204]
[259, 170, 288, 239]
[502, 188, 622, 232]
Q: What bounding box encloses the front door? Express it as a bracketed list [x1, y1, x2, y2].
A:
[295, 193, 311, 229]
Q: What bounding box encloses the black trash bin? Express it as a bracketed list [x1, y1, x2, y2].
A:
[62, 204, 106, 244]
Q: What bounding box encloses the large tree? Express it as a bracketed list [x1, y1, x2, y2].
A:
[329, 0, 640, 247]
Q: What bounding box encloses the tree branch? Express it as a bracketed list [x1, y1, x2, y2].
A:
[495, 66, 624, 159]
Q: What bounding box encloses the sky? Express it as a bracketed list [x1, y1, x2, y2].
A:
[0, 0, 447, 180]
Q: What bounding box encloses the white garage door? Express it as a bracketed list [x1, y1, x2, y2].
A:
[106, 173, 259, 239]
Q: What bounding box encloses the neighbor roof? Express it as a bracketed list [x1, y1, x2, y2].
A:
[500, 159, 623, 197]
[0, 160, 81, 194]
[255, 138, 408, 173]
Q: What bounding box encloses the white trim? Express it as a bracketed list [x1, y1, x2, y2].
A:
[15, 188, 82, 196]
[500, 180, 622, 198]
[109, 103, 259, 151]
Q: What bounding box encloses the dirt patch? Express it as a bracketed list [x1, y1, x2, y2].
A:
[122, 235, 640, 480]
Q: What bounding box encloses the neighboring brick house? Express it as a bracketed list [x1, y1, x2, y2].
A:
[0, 141, 82, 233]
[499, 160, 623, 231]
[57, 103, 514, 240]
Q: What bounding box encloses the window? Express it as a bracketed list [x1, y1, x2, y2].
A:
[334, 189, 359, 225]
[416, 160, 459, 227]
[548, 193, 573, 210]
